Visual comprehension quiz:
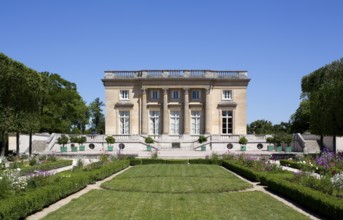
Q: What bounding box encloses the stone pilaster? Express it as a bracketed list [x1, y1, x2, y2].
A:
[183, 88, 189, 135]
[141, 88, 148, 134]
[163, 88, 169, 134]
[205, 88, 211, 134]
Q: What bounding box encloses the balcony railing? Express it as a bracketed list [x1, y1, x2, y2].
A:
[104, 70, 248, 79]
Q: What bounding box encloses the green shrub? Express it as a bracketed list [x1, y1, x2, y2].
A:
[264, 176, 343, 220]
[130, 159, 142, 166]
[144, 136, 154, 144]
[238, 136, 248, 145]
[165, 160, 189, 164]
[141, 159, 166, 164]
[197, 135, 207, 144]
[0, 160, 129, 219]
[19, 160, 73, 175]
[222, 160, 260, 181]
[189, 159, 212, 164]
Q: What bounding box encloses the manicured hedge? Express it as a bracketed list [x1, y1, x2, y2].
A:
[165, 160, 189, 164]
[20, 160, 73, 175]
[0, 160, 129, 220]
[221, 160, 261, 181]
[188, 159, 212, 164]
[130, 158, 142, 166]
[264, 176, 343, 220]
[141, 159, 166, 164]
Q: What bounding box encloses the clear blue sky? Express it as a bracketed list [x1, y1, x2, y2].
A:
[1, 1, 342, 124]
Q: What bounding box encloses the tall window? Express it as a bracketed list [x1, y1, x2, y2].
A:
[191, 90, 201, 100]
[150, 90, 160, 100]
[171, 90, 180, 99]
[191, 111, 201, 134]
[222, 111, 233, 134]
[222, 90, 232, 100]
[120, 90, 129, 100]
[149, 111, 160, 135]
[170, 111, 181, 135]
[119, 111, 130, 134]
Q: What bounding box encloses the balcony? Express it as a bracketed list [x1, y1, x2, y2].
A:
[104, 70, 248, 79]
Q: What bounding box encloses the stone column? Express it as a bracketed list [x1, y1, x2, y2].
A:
[163, 88, 169, 134]
[141, 88, 148, 134]
[183, 88, 189, 135]
[205, 88, 211, 134]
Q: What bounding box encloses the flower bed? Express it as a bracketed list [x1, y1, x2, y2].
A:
[19, 160, 73, 175]
[0, 160, 129, 220]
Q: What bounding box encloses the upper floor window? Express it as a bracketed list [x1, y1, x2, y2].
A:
[171, 90, 180, 99]
[120, 90, 129, 100]
[191, 90, 201, 100]
[150, 90, 160, 100]
[222, 90, 232, 100]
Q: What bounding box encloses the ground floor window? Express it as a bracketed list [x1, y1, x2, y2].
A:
[222, 111, 232, 134]
[119, 111, 130, 134]
[191, 111, 201, 134]
[149, 111, 160, 135]
[170, 111, 181, 135]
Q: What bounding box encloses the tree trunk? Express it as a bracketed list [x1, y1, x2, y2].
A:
[320, 135, 324, 152]
[29, 131, 33, 156]
[1, 129, 7, 157]
[16, 132, 20, 158]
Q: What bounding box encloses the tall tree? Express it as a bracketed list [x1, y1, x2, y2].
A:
[301, 58, 343, 152]
[247, 120, 273, 134]
[0, 53, 46, 156]
[290, 100, 310, 133]
[40, 72, 89, 134]
[88, 98, 105, 134]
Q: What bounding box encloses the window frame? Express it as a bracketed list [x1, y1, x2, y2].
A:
[150, 90, 160, 100]
[221, 110, 233, 134]
[222, 90, 233, 100]
[119, 111, 130, 134]
[191, 90, 201, 100]
[119, 90, 129, 100]
[170, 90, 180, 100]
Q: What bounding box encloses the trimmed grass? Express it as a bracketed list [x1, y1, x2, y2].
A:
[43, 164, 309, 220]
[44, 190, 308, 220]
[101, 164, 252, 193]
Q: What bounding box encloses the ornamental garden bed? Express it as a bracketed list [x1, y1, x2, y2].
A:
[0, 158, 129, 220]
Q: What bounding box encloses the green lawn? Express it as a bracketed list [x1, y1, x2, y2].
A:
[101, 164, 252, 193]
[44, 164, 309, 220]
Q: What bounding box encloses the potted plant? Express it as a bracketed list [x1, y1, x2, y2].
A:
[266, 137, 274, 151]
[105, 136, 115, 151]
[239, 136, 248, 151]
[145, 136, 154, 151]
[198, 135, 207, 151]
[57, 134, 68, 153]
[283, 135, 293, 152]
[78, 136, 87, 151]
[69, 136, 79, 152]
[273, 135, 283, 152]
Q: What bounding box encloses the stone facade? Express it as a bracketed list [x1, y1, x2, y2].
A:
[102, 70, 250, 138]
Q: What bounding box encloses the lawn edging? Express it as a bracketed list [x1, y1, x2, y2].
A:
[0, 160, 129, 220]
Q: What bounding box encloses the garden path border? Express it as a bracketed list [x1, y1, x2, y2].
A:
[26, 166, 132, 220]
[220, 166, 321, 220]
[27, 165, 321, 220]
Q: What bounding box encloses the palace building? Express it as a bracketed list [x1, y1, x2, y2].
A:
[102, 70, 250, 147]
